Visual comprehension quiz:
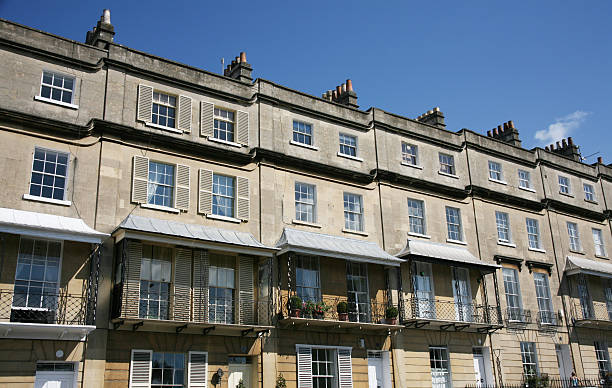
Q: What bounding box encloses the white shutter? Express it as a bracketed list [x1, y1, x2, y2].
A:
[297, 346, 313, 388]
[338, 348, 353, 388]
[382, 351, 392, 388]
[175, 164, 190, 211]
[193, 250, 209, 323]
[129, 349, 152, 388]
[239, 256, 254, 325]
[198, 169, 213, 215]
[137, 84, 153, 123]
[173, 248, 192, 321]
[188, 351, 208, 388]
[123, 241, 142, 319]
[237, 176, 249, 221]
[200, 101, 214, 137]
[178, 95, 193, 133]
[132, 156, 149, 204]
[237, 110, 249, 146]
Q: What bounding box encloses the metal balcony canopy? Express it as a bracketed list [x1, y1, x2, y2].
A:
[115, 215, 277, 256]
[565, 255, 612, 278]
[0, 207, 108, 243]
[274, 227, 403, 266]
[396, 239, 500, 273]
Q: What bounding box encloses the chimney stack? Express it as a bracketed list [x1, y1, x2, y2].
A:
[85, 9, 115, 49]
[324, 79, 358, 108]
[416, 107, 446, 130]
[486, 120, 522, 147]
[223, 51, 253, 83]
[546, 136, 582, 162]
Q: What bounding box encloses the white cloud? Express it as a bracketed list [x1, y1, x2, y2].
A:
[534, 110, 590, 144]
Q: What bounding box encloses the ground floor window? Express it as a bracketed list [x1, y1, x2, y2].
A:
[130, 350, 207, 388]
[312, 348, 335, 388]
[520, 342, 539, 377]
[430, 346, 451, 388]
[151, 352, 185, 388]
[595, 342, 611, 376]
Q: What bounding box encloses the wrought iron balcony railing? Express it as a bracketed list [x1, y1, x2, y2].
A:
[571, 299, 612, 322]
[0, 290, 94, 326]
[504, 307, 532, 325]
[401, 297, 503, 325]
[279, 294, 399, 325]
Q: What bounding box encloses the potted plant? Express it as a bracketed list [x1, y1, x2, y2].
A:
[276, 374, 287, 388]
[288, 295, 302, 318]
[237, 379, 245, 388]
[303, 300, 316, 318]
[314, 301, 330, 319]
[385, 306, 399, 325]
[337, 301, 349, 321]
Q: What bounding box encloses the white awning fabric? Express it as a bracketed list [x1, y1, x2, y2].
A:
[396, 239, 500, 272]
[0, 207, 108, 244]
[565, 255, 612, 278]
[274, 227, 403, 266]
[115, 215, 277, 256]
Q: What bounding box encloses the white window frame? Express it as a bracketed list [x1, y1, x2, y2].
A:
[407, 198, 426, 236]
[584, 183, 596, 202]
[296, 255, 321, 303]
[439, 153, 456, 176]
[208, 257, 236, 324]
[338, 133, 361, 161]
[518, 169, 532, 190]
[146, 160, 176, 211]
[292, 120, 314, 147]
[343, 193, 364, 232]
[526, 218, 542, 251]
[24, 147, 71, 206]
[212, 173, 236, 218]
[295, 182, 317, 224]
[495, 211, 512, 244]
[429, 346, 452, 388]
[520, 342, 539, 377]
[445, 206, 463, 243]
[311, 348, 337, 388]
[593, 228, 606, 257]
[35, 70, 78, 109]
[503, 267, 523, 322]
[151, 351, 186, 387]
[533, 273, 555, 325]
[213, 107, 236, 143]
[558, 175, 571, 195]
[595, 342, 611, 376]
[151, 91, 177, 129]
[401, 142, 420, 167]
[567, 222, 582, 252]
[488, 161, 504, 182]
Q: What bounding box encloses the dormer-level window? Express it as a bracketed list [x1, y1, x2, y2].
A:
[214, 108, 235, 142]
[402, 143, 418, 166]
[558, 176, 571, 195]
[339, 133, 357, 158]
[152, 92, 176, 128]
[293, 121, 313, 146]
[584, 183, 596, 202]
[39, 71, 75, 105]
[488, 161, 503, 181]
[439, 153, 456, 175]
[518, 170, 532, 189]
[29, 148, 69, 202]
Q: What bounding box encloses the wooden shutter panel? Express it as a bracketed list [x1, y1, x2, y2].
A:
[200, 101, 214, 137]
[132, 156, 149, 204]
[123, 241, 142, 319]
[237, 110, 249, 146]
[188, 351, 208, 388]
[178, 95, 192, 133]
[297, 346, 313, 388]
[193, 249, 209, 323]
[338, 348, 353, 388]
[129, 350, 152, 388]
[173, 248, 192, 321]
[237, 176, 249, 221]
[198, 169, 213, 215]
[239, 256, 254, 325]
[175, 164, 190, 211]
[137, 84, 153, 123]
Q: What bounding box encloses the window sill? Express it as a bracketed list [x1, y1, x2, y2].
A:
[497, 241, 516, 248]
[141, 203, 180, 214]
[145, 122, 183, 134]
[290, 140, 319, 151]
[342, 228, 368, 237]
[519, 186, 536, 193]
[446, 239, 467, 245]
[208, 137, 243, 148]
[408, 232, 431, 239]
[528, 247, 547, 254]
[206, 214, 241, 223]
[584, 198, 599, 205]
[559, 191, 574, 198]
[34, 95, 79, 110]
[292, 219, 322, 228]
[438, 171, 459, 179]
[488, 178, 507, 185]
[23, 194, 71, 207]
[337, 152, 363, 162]
[568, 249, 584, 255]
[595, 254, 609, 260]
[400, 162, 423, 170]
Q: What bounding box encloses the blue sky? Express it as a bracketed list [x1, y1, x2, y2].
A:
[2, 1, 611, 162]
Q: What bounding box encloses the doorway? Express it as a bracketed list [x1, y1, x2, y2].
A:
[367, 350, 390, 388]
[556, 344, 572, 381]
[472, 347, 493, 387]
[34, 362, 77, 388]
[228, 357, 253, 388]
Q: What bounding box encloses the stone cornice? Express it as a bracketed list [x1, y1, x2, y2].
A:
[375, 169, 469, 199]
[543, 198, 608, 222]
[467, 185, 545, 212]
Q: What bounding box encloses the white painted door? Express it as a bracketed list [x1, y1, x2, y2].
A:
[228, 364, 252, 388]
[556, 344, 572, 381]
[34, 372, 75, 388]
[368, 356, 383, 388]
[414, 262, 435, 319]
[473, 353, 487, 387]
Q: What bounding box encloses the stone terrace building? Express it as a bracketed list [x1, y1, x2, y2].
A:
[0, 9, 611, 388]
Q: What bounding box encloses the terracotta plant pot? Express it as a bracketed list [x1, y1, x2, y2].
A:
[338, 313, 349, 321]
[386, 317, 397, 325]
[290, 309, 301, 318]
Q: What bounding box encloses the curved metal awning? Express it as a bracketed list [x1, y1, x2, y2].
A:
[0, 207, 108, 244]
[396, 239, 500, 273]
[275, 227, 403, 267]
[565, 255, 612, 278]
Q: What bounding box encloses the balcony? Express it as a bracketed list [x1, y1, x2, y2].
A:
[0, 290, 96, 341]
[570, 299, 612, 329]
[401, 297, 503, 332]
[111, 285, 273, 336]
[278, 295, 402, 332]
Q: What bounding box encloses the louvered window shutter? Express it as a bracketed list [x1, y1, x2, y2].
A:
[239, 256, 254, 325]
[200, 101, 214, 137]
[175, 164, 190, 211]
[188, 351, 208, 388]
[198, 169, 213, 215]
[296, 346, 313, 388]
[123, 241, 142, 319]
[337, 348, 354, 388]
[237, 110, 249, 146]
[132, 156, 149, 204]
[129, 350, 152, 388]
[137, 84, 153, 123]
[178, 95, 192, 133]
[193, 250, 209, 323]
[237, 176, 250, 221]
[173, 248, 192, 321]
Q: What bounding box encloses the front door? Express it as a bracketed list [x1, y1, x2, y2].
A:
[414, 262, 435, 319]
[472, 348, 488, 387]
[556, 344, 572, 381]
[228, 362, 252, 388]
[452, 267, 472, 322]
[368, 355, 383, 388]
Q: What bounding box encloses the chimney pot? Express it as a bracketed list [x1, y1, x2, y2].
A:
[562, 139, 567, 147]
[556, 141, 561, 148]
[102, 9, 111, 24]
[332, 90, 337, 100]
[336, 85, 342, 96]
[549, 144, 554, 150]
[497, 125, 502, 133]
[240, 52, 247, 63]
[493, 128, 498, 136]
[568, 137, 574, 146]
[434, 107, 440, 112]
[503, 122, 509, 130]
[487, 130, 492, 137]
[545, 146, 550, 151]
[509, 120, 514, 129]
[598, 156, 603, 164]
[346, 79, 353, 92]
[341, 83, 346, 93]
